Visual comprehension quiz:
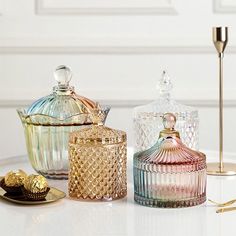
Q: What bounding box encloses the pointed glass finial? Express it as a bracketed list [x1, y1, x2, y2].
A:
[157, 71, 173, 99]
[54, 65, 72, 88]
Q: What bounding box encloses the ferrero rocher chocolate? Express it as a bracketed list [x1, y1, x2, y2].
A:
[24, 175, 48, 193]
[4, 170, 27, 187]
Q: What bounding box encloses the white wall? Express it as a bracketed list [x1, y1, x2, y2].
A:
[1, 0, 236, 159]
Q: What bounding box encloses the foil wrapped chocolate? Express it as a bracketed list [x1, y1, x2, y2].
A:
[4, 170, 27, 187]
[24, 175, 48, 193]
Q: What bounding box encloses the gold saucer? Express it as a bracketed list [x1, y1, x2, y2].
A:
[0, 177, 66, 205]
[207, 162, 236, 176]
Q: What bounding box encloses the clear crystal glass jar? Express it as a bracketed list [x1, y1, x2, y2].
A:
[68, 110, 127, 201]
[133, 71, 199, 152]
[133, 113, 206, 208]
[18, 65, 110, 180]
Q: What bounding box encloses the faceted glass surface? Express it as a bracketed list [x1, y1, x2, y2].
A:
[133, 113, 207, 208]
[133, 71, 199, 152]
[69, 125, 127, 201]
[69, 144, 127, 200]
[134, 110, 199, 152]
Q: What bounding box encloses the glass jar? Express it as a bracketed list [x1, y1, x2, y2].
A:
[68, 111, 127, 201]
[18, 65, 110, 180]
[133, 113, 206, 208]
[133, 71, 199, 152]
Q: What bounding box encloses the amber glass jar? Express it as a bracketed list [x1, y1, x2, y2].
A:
[68, 112, 127, 201]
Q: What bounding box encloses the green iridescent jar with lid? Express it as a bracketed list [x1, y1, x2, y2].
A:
[18, 65, 110, 180]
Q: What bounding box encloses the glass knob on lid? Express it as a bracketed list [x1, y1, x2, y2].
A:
[157, 71, 173, 99]
[159, 113, 180, 138]
[91, 108, 107, 126]
[53, 65, 74, 94]
[54, 65, 72, 88]
[163, 113, 176, 130]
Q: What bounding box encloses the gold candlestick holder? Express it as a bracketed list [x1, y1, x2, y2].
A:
[207, 26, 236, 175]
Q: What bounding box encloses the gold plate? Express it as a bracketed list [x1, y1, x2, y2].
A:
[0, 177, 66, 205]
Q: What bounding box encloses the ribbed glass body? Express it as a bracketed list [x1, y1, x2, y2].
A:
[134, 71, 199, 152]
[133, 113, 207, 208]
[17, 65, 109, 179]
[69, 125, 127, 201]
[21, 121, 90, 179]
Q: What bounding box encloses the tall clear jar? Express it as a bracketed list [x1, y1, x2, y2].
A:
[133, 71, 199, 153]
[18, 65, 110, 180]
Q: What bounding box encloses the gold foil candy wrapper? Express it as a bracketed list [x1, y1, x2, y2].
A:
[24, 175, 48, 193]
[4, 169, 27, 187]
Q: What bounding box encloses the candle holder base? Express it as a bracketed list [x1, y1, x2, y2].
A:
[207, 162, 236, 176]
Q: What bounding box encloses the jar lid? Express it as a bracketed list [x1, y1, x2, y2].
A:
[27, 65, 98, 118]
[134, 71, 198, 119]
[134, 113, 206, 172]
[69, 110, 126, 145]
[18, 65, 110, 125]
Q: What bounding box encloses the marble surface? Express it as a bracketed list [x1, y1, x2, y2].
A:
[0, 150, 236, 236]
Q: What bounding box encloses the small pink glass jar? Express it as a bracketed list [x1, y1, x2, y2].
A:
[133, 113, 206, 208]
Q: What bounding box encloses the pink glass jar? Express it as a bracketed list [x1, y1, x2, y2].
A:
[133, 113, 206, 208]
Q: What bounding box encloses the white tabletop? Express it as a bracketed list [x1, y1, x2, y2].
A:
[0, 150, 236, 236]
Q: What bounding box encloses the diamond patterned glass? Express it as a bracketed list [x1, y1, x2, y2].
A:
[134, 71, 199, 153]
[69, 125, 127, 201]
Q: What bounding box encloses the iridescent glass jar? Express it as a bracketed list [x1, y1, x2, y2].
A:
[69, 111, 127, 201]
[133, 113, 206, 208]
[18, 65, 110, 180]
[134, 71, 199, 152]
